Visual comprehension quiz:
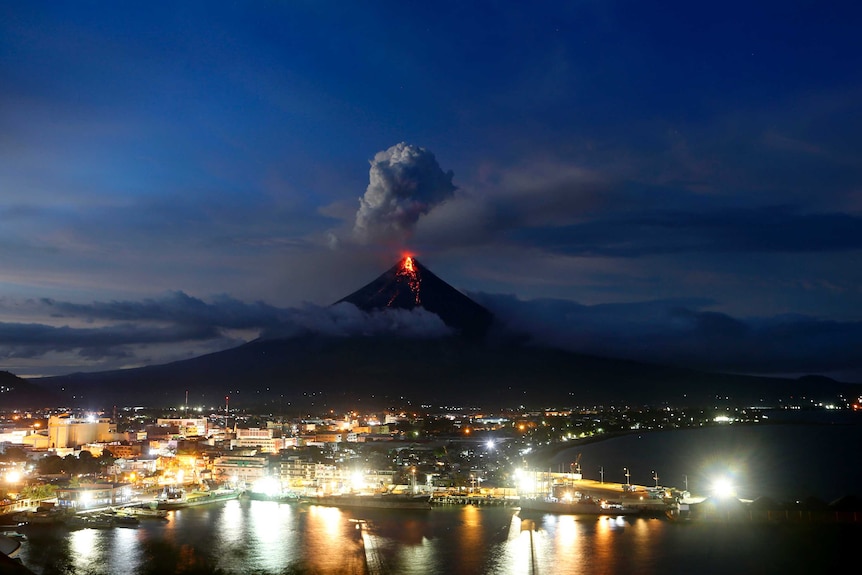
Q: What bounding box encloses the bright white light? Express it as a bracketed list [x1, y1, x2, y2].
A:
[351, 472, 365, 491]
[711, 477, 736, 499]
[5, 470, 21, 483]
[486, 439, 495, 450]
[518, 472, 536, 495]
[252, 476, 280, 497]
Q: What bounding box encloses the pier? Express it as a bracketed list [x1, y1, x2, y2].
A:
[431, 494, 519, 506]
[352, 519, 387, 575]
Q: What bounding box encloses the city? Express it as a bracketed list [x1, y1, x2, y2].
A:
[0, 397, 848, 514]
[3, 2, 862, 573]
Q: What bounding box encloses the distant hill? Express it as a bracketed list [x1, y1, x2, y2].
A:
[0, 370, 67, 408]
[13, 257, 862, 411]
[29, 335, 860, 411]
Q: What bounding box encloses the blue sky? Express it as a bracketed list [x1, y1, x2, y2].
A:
[2, 1, 861, 381]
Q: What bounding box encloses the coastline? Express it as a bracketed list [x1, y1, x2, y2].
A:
[538, 419, 862, 503]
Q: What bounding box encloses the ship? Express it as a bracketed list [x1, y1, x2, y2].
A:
[244, 490, 300, 503]
[301, 492, 433, 510]
[155, 487, 242, 510]
[518, 495, 640, 517]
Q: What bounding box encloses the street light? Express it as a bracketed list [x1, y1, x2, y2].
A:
[599, 466, 604, 484]
[652, 470, 659, 488]
[683, 474, 688, 492]
[623, 467, 630, 486]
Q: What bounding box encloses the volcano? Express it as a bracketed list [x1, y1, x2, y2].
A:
[336, 256, 494, 338]
[22, 257, 862, 411]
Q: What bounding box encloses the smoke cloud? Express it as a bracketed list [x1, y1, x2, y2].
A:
[354, 142, 456, 244]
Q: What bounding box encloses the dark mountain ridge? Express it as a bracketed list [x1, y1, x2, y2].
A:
[1, 370, 67, 407]
[29, 334, 860, 411]
[12, 257, 862, 410]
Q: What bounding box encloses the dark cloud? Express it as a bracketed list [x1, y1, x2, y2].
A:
[0, 321, 220, 360]
[473, 293, 862, 381]
[509, 206, 862, 257]
[2, 288, 860, 382]
[36, 292, 289, 331]
[0, 293, 450, 374]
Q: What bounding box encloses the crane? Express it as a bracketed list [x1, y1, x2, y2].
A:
[571, 453, 582, 476]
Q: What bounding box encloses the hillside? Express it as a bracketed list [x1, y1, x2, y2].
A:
[0, 370, 67, 408]
[30, 334, 859, 411]
[12, 256, 862, 412]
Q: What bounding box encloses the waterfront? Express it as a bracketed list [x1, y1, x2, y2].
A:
[548, 417, 862, 502]
[10, 499, 860, 575]
[7, 421, 862, 574]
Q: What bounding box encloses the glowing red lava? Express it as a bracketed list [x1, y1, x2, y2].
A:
[392, 256, 421, 305]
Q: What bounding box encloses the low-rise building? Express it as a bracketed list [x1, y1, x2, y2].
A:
[212, 455, 268, 486]
[55, 483, 133, 510]
[22, 414, 121, 451]
[156, 418, 208, 437]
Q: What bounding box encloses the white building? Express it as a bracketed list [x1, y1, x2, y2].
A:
[156, 418, 208, 437]
[212, 455, 268, 486]
[21, 414, 120, 451]
[230, 427, 289, 453]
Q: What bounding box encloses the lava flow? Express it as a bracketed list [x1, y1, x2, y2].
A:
[391, 255, 422, 305]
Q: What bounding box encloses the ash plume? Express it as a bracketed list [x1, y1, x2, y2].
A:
[354, 142, 456, 244]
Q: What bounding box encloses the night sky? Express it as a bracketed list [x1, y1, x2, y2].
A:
[2, 2, 861, 381]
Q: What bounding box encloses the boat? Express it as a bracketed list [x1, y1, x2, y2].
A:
[301, 492, 433, 510]
[155, 487, 242, 510]
[63, 515, 89, 530]
[108, 512, 140, 527]
[0, 532, 25, 542]
[12, 509, 70, 526]
[0, 534, 22, 559]
[518, 495, 640, 516]
[122, 505, 169, 519]
[244, 490, 300, 503]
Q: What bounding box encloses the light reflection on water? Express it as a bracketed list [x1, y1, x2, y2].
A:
[12, 499, 862, 575]
[109, 525, 140, 569]
[68, 525, 99, 568]
[246, 497, 300, 570]
[302, 504, 365, 574]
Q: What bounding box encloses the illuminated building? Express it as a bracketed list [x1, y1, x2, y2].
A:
[212, 455, 268, 486]
[155, 417, 208, 437]
[0, 427, 34, 445]
[55, 483, 133, 510]
[105, 443, 143, 459]
[231, 427, 288, 453]
[21, 414, 119, 451]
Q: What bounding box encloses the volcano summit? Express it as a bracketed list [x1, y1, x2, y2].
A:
[337, 256, 494, 339]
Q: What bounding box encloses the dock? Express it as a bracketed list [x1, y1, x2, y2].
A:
[431, 494, 519, 506]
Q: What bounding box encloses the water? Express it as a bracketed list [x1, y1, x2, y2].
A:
[10, 421, 862, 575]
[548, 419, 862, 502]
